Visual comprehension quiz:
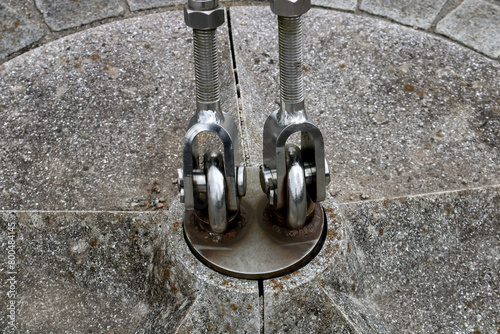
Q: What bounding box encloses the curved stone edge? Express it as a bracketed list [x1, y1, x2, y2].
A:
[34, 0, 125, 32]
[1, 1, 499, 64]
[231, 6, 500, 203]
[0, 3, 44, 59]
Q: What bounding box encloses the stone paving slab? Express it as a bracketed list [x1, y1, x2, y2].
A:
[0, 3, 44, 59]
[311, 0, 356, 11]
[34, 0, 125, 31]
[0, 10, 240, 211]
[360, 0, 448, 29]
[128, 0, 181, 11]
[0, 5, 498, 333]
[2, 0, 500, 65]
[264, 185, 500, 333]
[231, 6, 500, 203]
[264, 281, 356, 333]
[437, 0, 500, 59]
[0, 208, 260, 332]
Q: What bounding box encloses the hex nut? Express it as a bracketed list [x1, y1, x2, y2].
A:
[270, 0, 311, 17]
[184, 5, 225, 30]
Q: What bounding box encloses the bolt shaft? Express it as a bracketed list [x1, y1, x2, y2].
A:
[193, 28, 221, 113]
[278, 16, 305, 118]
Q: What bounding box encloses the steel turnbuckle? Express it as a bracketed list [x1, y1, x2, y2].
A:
[261, 0, 330, 230]
[178, 0, 246, 234]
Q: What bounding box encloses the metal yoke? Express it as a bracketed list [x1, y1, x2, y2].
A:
[262, 109, 327, 211]
[182, 110, 240, 213]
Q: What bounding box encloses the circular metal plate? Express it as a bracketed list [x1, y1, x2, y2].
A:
[183, 167, 326, 279]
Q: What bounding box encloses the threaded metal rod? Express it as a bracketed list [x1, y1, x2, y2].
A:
[278, 16, 304, 107]
[193, 29, 221, 110]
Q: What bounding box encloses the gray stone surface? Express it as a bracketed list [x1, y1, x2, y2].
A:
[437, 0, 500, 59]
[128, 0, 180, 11]
[0, 10, 239, 211]
[360, 0, 448, 29]
[34, 0, 125, 31]
[231, 6, 500, 203]
[311, 0, 357, 11]
[0, 3, 44, 59]
[0, 208, 260, 332]
[341, 186, 499, 333]
[264, 186, 499, 333]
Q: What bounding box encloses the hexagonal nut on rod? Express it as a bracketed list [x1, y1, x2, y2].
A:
[184, 0, 225, 30]
[270, 0, 311, 17]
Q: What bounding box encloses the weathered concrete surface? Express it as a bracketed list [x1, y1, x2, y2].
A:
[0, 10, 239, 211]
[0, 209, 260, 332]
[0, 3, 44, 58]
[34, 0, 125, 31]
[0, 6, 499, 333]
[264, 185, 500, 333]
[360, 0, 447, 29]
[231, 6, 500, 203]
[437, 0, 500, 59]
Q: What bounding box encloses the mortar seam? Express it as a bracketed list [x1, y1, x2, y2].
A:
[173, 293, 202, 334]
[226, 7, 251, 166]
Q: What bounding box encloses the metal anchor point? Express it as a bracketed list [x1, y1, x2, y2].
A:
[261, 0, 330, 229]
[180, 0, 329, 279]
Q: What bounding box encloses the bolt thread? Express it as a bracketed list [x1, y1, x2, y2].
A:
[193, 29, 220, 106]
[278, 16, 304, 106]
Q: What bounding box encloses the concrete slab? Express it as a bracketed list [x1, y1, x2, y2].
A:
[359, 0, 447, 29]
[312, 0, 357, 11]
[0, 6, 498, 332]
[0, 10, 239, 211]
[231, 6, 500, 203]
[128, 0, 180, 11]
[34, 0, 125, 31]
[0, 3, 44, 59]
[436, 0, 500, 59]
[264, 185, 499, 333]
[264, 281, 356, 333]
[339, 186, 499, 333]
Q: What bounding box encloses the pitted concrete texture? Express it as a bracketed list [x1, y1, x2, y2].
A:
[1, 188, 496, 331]
[360, 0, 447, 29]
[437, 0, 500, 59]
[0, 10, 239, 211]
[128, 0, 181, 11]
[0, 210, 260, 332]
[0, 3, 44, 59]
[311, 0, 356, 11]
[34, 0, 125, 31]
[231, 6, 500, 203]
